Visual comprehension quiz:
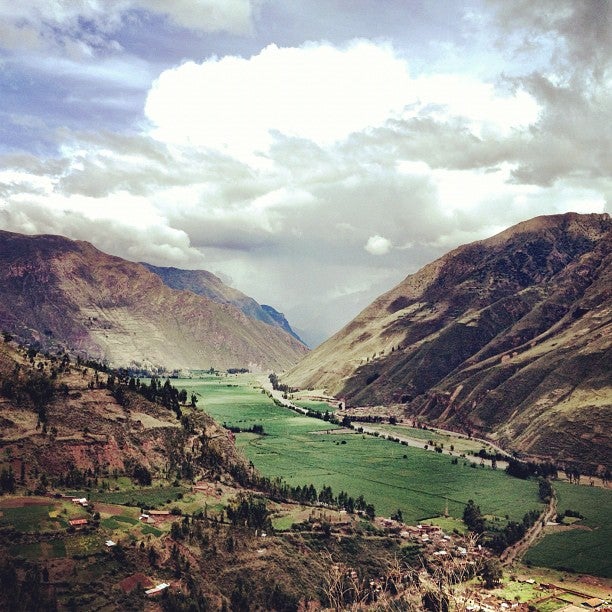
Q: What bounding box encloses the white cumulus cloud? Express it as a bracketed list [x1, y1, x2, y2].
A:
[144, 39, 541, 160]
[365, 235, 392, 255]
[145, 41, 414, 154]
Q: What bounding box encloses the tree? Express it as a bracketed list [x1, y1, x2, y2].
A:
[480, 558, 503, 588]
[391, 509, 403, 522]
[538, 477, 553, 502]
[133, 464, 152, 486]
[0, 468, 16, 494]
[463, 499, 485, 533]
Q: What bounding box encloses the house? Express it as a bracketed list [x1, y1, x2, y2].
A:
[69, 518, 88, 527]
[145, 583, 170, 596]
[105, 540, 117, 547]
[71, 497, 88, 507]
[583, 598, 605, 608]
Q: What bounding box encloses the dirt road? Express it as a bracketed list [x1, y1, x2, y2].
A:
[500, 493, 557, 566]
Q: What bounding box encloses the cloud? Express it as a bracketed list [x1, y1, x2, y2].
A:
[143, 0, 255, 35]
[145, 41, 414, 155]
[0, 201, 206, 268]
[488, 0, 611, 79]
[145, 39, 541, 158]
[365, 235, 392, 255]
[0, 0, 256, 55]
[483, 1, 612, 192]
[1, 16, 610, 345]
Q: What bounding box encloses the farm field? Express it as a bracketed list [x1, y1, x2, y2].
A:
[524, 481, 612, 578]
[183, 375, 543, 524]
[362, 423, 498, 455]
[83, 485, 187, 507]
[0, 502, 65, 532]
[290, 397, 335, 413]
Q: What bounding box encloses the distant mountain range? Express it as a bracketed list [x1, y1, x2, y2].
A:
[284, 213, 612, 466]
[141, 263, 304, 344]
[0, 231, 308, 371]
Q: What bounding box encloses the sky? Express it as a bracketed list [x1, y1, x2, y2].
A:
[0, 1, 610, 347]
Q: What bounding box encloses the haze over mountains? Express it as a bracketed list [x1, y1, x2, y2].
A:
[284, 213, 612, 466]
[1, 213, 610, 465]
[0, 230, 307, 372]
[142, 263, 304, 344]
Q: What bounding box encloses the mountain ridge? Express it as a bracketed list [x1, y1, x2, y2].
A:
[141, 262, 305, 343]
[0, 230, 308, 371]
[283, 212, 612, 466]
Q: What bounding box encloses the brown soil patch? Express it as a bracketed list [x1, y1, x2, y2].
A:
[119, 572, 154, 594]
[547, 523, 593, 534]
[0, 496, 54, 508]
[95, 502, 137, 516]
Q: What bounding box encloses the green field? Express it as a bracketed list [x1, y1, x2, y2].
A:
[0, 504, 65, 532]
[524, 482, 612, 577]
[363, 423, 496, 455]
[291, 399, 335, 413]
[72, 485, 187, 508]
[182, 375, 542, 525]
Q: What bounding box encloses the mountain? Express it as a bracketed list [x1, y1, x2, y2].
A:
[0, 231, 308, 371]
[0, 340, 247, 487]
[284, 213, 612, 466]
[142, 263, 305, 343]
[260, 304, 304, 343]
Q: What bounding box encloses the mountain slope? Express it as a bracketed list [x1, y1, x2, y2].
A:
[283, 213, 612, 465]
[142, 263, 305, 343]
[0, 340, 247, 485]
[0, 231, 308, 371]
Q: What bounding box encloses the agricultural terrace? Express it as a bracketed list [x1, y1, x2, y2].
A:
[524, 481, 612, 578]
[179, 375, 542, 525]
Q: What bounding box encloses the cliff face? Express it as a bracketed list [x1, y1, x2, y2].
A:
[284, 213, 612, 465]
[0, 231, 308, 371]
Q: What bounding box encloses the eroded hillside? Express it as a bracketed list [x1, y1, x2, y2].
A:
[0, 231, 308, 371]
[284, 213, 612, 466]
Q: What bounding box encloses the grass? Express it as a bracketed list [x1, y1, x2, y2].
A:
[0, 504, 65, 532]
[523, 481, 612, 577]
[238, 430, 540, 523]
[11, 539, 68, 560]
[291, 399, 335, 413]
[184, 375, 542, 525]
[141, 524, 163, 536]
[64, 534, 102, 557]
[363, 423, 494, 455]
[85, 485, 187, 508]
[421, 516, 467, 534]
[10, 542, 42, 559]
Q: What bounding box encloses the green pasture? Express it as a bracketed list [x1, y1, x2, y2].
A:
[238, 429, 540, 523]
[85, 485, 187, 508]
[184, 376, 542, 525]
[0, 504, 65, 532]
[10, 538, 67, 560]
[363, 423, 496, 455]
[524, 481, 612, 577]
[291, 399, 335, 413]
